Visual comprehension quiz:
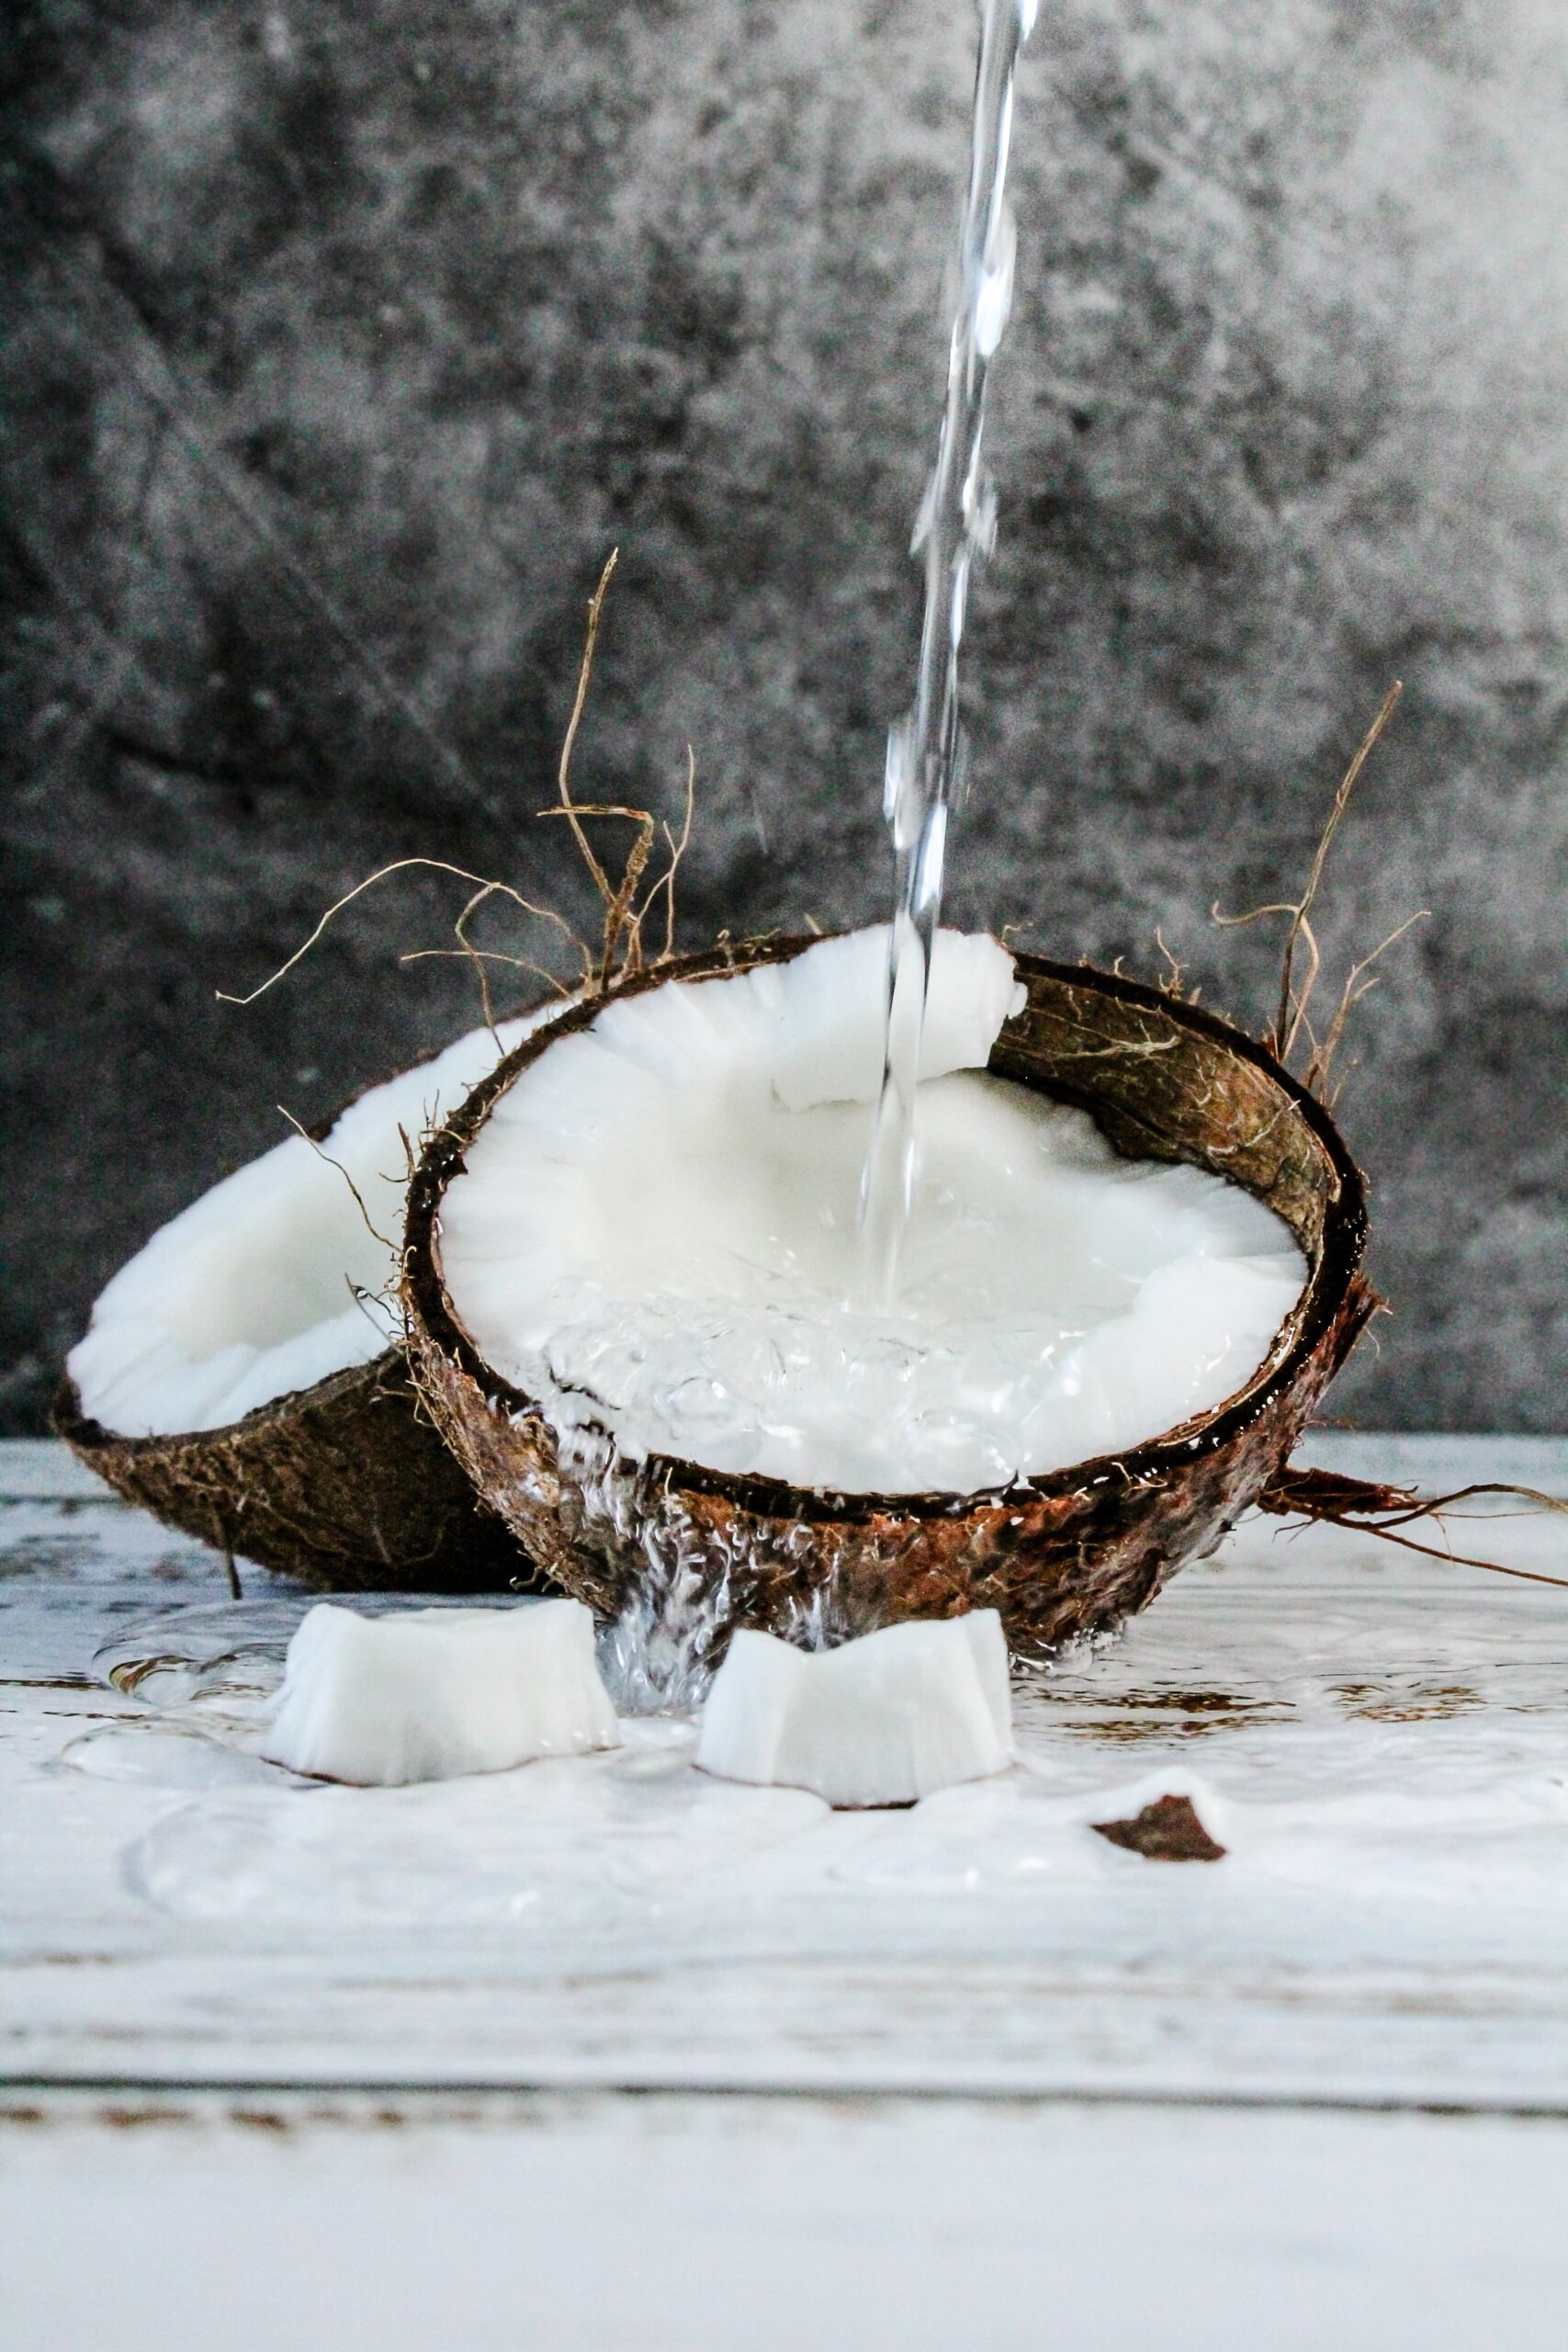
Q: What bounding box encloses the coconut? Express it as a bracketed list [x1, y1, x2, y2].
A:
[263, 1598, 619, 1785]
[404, 932, 1373, 1658]
[57, 1005, 567, 1591]
[696, 1612, 1013, 1807]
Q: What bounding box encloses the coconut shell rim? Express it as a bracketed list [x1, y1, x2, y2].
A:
[51, 1348, 408, 1465]
[403, 934, 1370, 1527]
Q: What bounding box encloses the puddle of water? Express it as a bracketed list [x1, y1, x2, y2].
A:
[60, 1724, 288, 1792]
[128, 1737, 828, 1926]
[91, 1593, 536, 1717]
[70, 1590, 1568, 1960]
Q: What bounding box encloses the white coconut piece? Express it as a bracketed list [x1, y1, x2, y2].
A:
[696, 1612, 1013, 1808]
[263, 1600, 620, 1785]
[436, 927, 1308, 1495]
[70, 1003, 562, 1438]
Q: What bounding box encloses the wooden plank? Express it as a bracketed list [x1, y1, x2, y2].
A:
[0, 1441, 117, 1500]
[4, 2089, 1568, 2352]
[2, 1436, 1566, 2106]
[10, 1947, 1568, 2110]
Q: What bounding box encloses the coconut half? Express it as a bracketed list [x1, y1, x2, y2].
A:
[57, 1005, 565, 1590]
[405, 933, 1374, 1657]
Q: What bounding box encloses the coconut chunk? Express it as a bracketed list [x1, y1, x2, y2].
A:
[263, 1600, 620, 1785]
[696, 1612, 1013, 1807]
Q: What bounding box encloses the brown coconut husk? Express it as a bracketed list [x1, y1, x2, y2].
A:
[54, 1349, 529, 1594]
[403, 934, 1377, 1657]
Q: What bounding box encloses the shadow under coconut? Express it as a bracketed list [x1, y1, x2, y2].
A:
[404, 938, 1375, 1662]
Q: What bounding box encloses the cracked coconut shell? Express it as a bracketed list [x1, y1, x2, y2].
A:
[403, 937, 1375, 1653]
[55, 1348, 530, 1591]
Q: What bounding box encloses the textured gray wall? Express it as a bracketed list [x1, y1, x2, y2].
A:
[2, 0, 1563, 1434]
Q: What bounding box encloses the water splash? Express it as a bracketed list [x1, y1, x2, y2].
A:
[545, 1420, 737, 1713]
[596, 1538, 735, 1717]
[860, 0, 1038, 1299]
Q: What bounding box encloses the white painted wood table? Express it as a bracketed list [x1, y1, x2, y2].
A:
[4, 1431, 1567, 2350]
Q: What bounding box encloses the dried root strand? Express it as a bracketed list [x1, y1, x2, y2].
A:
[627, 744, 696, 971]
[218, 856, 594, 1012]
[1258, 1464, 1568, 1590]
[553, 549, 622, 915]
[220, 551, 697, 1024]
[1270, 682, 1404, 1061]
[1299, 909, 1428, 1102]
[400, 877, 586, 1043]
[273, 1104, 397, 1255]
[537, 802, 657, 988]
[546, 551, 695, 993]
[1153, 927, 1199, 1002]
[1213, 682, 1417, 1098]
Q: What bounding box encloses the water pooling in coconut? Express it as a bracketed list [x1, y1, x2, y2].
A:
[407, 907, 1374, 1704]
[436, 930, 1306, 1505]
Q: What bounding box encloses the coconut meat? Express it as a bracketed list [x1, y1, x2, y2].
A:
[263, 1598, 620, 1785]
[697, 1612, 1013, 1807]
[436, 927, 1309, 1496]
[69, 1005, 561, 1439]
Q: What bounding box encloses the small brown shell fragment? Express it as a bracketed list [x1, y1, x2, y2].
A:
[1091, 1793, 1229, 1862]
[404, 938, 1375, 1656]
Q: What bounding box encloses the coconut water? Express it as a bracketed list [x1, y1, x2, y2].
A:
[860, 0, 1038, 1298]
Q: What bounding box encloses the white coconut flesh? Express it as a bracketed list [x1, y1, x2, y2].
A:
[69, 1004, 563, 1439]
[436, 926, 1309, 1497]
[263, 1598, 620, 1786]
[697, 1612, 1013, 1807]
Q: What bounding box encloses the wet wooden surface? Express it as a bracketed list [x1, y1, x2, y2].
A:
[6, 2087, 1568, 2352]
[4, 1431, 1566, 2109]
[5, 1433, 1567, 2349]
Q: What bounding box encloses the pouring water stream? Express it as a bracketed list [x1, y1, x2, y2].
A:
[859, 0, 1038, 1299]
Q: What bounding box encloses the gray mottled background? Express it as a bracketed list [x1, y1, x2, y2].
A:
[2, 0, 1563, 1433]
